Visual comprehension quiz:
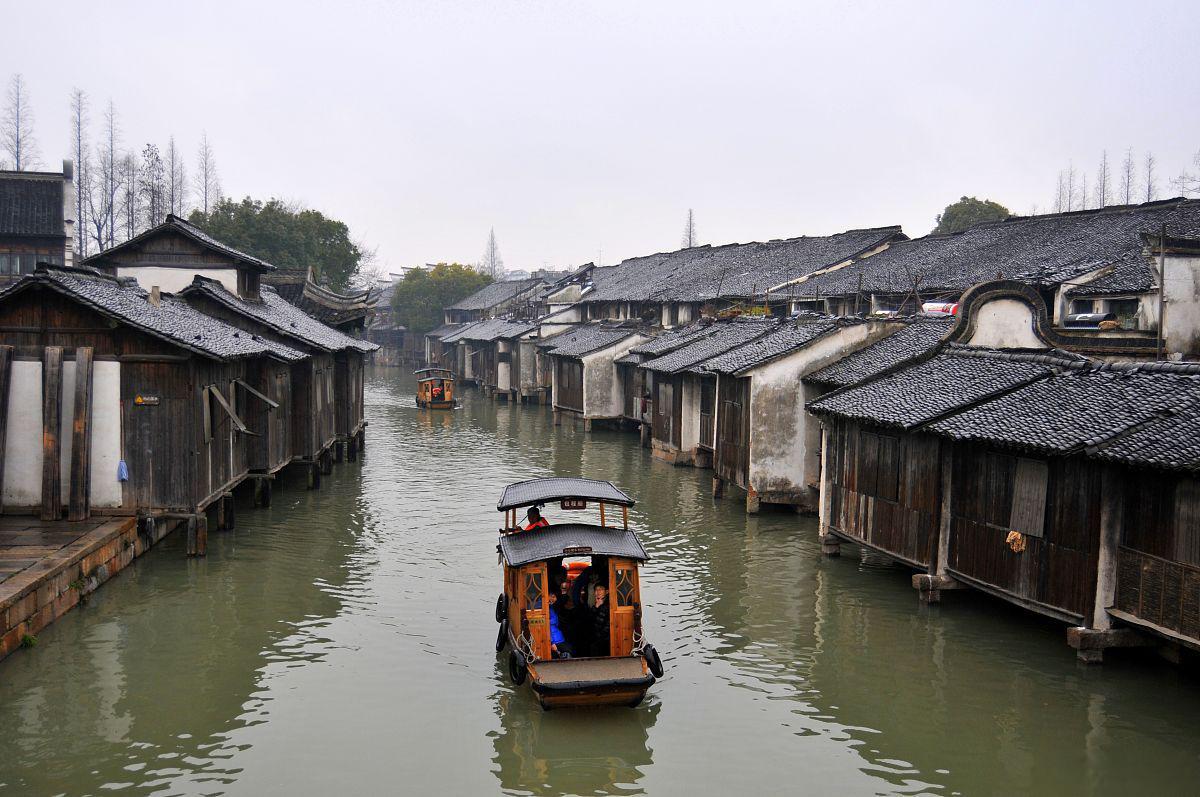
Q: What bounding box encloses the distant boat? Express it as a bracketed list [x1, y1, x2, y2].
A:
[414, 367, 457, 409]
[494, 477, 664, 709]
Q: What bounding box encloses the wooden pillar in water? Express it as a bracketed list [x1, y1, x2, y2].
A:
[224, 493, 236, 531]
[333, 440, 344, 464]
[818, 425, 840, 557]
[712, 476, 724, 499]
[347, 433, 358, 462]
[40, 347, 64, 521]
[67, 347, 94, 521]
[308, 461, 321, 490]
[0, 345, 12, 514]
[261, 479, 272, 508]
[187, 513, 208, 556]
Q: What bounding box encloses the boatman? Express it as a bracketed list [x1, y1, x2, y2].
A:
[523, 507, 549, 530]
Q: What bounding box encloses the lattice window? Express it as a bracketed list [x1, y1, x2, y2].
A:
[523, 570, 544, 610]
[614, 566, 636, 607]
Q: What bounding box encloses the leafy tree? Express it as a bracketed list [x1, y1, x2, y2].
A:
[932, 196, 1010, 235]
[391, 263, 493, 334]
[189, 197, 364, 290]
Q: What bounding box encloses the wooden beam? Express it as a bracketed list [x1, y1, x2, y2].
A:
[208, 384, 252, 434]
[233, 378, 280, 409]
[41, 347, 63, 521]
[0, 345, 12, 514]
[67, 348, 94, 521]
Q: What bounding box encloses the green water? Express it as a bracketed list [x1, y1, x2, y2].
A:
[1, 369, 1197, 796]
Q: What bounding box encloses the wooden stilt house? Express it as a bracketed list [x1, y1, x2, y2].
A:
[543, 324, 649, 429]
[0, 266, 303, 541]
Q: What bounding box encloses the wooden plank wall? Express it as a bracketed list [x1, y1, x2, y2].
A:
[554, 358, 583, 412]
[0, 345, 11, 513]
[826, 420, 941, 567]
[1116, 471, 1200, 641]
[651, 375, 674, 445]
[714, 374, 750, 487]
[40, 347, 63, 520]
[67, 347, 94, 521]
[948, 447, 1101, 619]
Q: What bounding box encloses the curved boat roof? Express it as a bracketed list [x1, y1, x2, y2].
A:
[499, 523, 648, 566]
[497, 477, 635, 511]
[414, 367, 453, 375]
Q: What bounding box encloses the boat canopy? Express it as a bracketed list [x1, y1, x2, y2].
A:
[415, 367, 454, 378]
[497, 477, 635, 511]
[499, 523, 648, 566]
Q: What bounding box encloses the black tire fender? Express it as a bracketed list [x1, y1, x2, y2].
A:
[508, 650, 528, 685]
[643, 643, 664, 678]
[496, 619, 509, 652]
[495, 593, 508, 623]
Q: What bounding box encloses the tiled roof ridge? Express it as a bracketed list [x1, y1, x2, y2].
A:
[941, 343, 1092, 369]
[82, 215, 277, 272]
[30, 263, 140, 289]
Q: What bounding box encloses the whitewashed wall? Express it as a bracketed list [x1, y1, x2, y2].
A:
[117, 266, 238, 294]
[962, 298, 1049, 349]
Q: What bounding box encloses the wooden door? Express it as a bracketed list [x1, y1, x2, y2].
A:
[519, 563, 551, 661]
[608, 558, 640, 657]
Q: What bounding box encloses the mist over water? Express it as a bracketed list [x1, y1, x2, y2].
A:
[1, 369, 1198, 796]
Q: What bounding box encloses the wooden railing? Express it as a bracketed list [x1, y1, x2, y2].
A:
[699, 411, 714, 450]
[1116, 546, 1200, 643]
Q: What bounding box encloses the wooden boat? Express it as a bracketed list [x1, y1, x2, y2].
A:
[494, 477, 664, 709]
[415, 367, 456, 408]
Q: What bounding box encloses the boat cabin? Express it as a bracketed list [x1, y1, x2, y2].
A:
[494, 477, 662, 708]
[415, 367, 456, 408]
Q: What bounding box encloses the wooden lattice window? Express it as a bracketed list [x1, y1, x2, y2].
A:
[614, 566, 636, 606]
[523, 569, 544, 610]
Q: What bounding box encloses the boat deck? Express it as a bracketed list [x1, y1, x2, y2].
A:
[532, 656, 646, 684]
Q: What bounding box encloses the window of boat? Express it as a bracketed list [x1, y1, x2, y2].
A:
[614, 565, 637, 606]
[523, 569, 544, 610]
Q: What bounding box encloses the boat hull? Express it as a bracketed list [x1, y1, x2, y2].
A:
[524, 656, 654, 709]
[416, 399, 456, 409]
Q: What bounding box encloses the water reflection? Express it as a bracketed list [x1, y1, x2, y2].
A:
[3, 370, 1200, 797]
[490, 667, 659, 796]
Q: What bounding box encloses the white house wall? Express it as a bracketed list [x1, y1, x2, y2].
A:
[3, 359, 122, 509]
[1164, 254, 1200, 358]
[746, 323, 895, 508]
[581, 335, 647, 418]
[962, 298, 1049, 349]
[117, 266, 238, 295]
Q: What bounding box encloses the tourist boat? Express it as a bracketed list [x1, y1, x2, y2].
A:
[414, 367, 456, 408]
[494, 477, 664, 709]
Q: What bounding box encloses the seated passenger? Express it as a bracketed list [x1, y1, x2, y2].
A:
[590, 583, 611, 657]
[548, 592, 574, 659]
[523, 507, 549, 531]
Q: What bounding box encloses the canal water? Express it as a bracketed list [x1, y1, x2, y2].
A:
[2, 369, 1199, 796]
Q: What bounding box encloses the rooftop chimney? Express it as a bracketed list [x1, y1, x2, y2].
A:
[149, 285, 161, 307]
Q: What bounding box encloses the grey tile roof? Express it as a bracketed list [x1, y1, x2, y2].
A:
[790, 198, 1200, 299]
[700, 317, 847, 375]
[425, 322, 464, 339]
[1065, 256, 1156, 296]
[806, 317, 953, 387]
[1090, 402, 1200, 471]
[455, 318, 538, 342]
[180, 277, 377, 352]
[544, 324, 643, 358]
[926, 361, 1200, 471]
[583, 227, 902, 304]
[499, 524, 648, 567]
[627, 320, 720, 356]
[440, 321, 484, 344]
[448, 277, 545, 311]
[83, 215, 276, 272]
[498, 477, 635, 509]
[641, 317, 778, 374]
[807, 348, 1064, 429]
[0, 267, 305, 362]
[0, 172, 65, 238]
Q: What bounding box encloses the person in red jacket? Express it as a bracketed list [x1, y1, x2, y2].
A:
[523, 506, 549, 530]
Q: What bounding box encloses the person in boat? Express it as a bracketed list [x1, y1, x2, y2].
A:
[431, 383, 444, 401]
[590, 582, 611, 657]
[570, 555, 608, 610]
[548, 591, 574, 659]
[522, 507, 549, 531]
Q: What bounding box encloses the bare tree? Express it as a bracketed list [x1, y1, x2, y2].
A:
[139, 144, 166, 228]
[194, 132, 221, 215]
[120, 151, 138, 241]
[1065, 162, 1078, 211]
[1053, 171, 1067, 213]
[1144, 151, 1157, 202]
[166, 135, 188, 216]
[70, 88, 90, 257]
[480, 228, 504, 278]
[1095, 150, 1111, 208]
[1080, 173, 1090, 210]
[101, 100, 120, 247]
[1, 73, 40, 170]
[681, 208, 698, 248]
[1119, 147, 1135, 205]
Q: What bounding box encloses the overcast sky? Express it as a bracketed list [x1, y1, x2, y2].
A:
[8, 1, 1200, 274]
